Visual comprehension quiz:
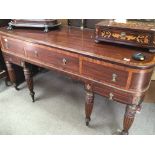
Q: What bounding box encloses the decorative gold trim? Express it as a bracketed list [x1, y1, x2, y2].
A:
[101, 30, 149, 44]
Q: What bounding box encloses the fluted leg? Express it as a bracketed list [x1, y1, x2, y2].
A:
[121, 105, 138, 135]
[5, 61, 19, 90]
[23, 63, 35, 102]
[85, 84, 94, 126]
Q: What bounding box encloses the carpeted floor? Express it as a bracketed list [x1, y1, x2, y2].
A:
[0, 70, 155, 135]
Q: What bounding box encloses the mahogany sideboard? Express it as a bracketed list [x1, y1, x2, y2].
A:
[0, 26, 155, 134]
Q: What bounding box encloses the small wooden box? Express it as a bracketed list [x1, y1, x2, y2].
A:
[95, 20, 155, 52]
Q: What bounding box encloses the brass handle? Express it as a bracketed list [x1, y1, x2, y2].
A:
[62, 58, 67, 65]
[112, 73, 117, 82]
[109, 93, 114, 100]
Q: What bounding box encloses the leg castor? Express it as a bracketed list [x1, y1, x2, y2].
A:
[120, 130, 129, 135]
[14, 84, 20, 90]
[30, 91, 35, 102]
[85, 117, 91, 126]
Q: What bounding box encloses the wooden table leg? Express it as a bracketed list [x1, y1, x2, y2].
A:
[5, 61, 19, 90]
[85, 83, 94, 126]
[121, 104, 139, 135]
[23, 62, 35, 102]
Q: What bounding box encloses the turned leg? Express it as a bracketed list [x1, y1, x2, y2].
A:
[121, 104, 138, 135]
[85, 84, 94, 126]
[23, 62, 35, 102]
[5, 61, 19, 90]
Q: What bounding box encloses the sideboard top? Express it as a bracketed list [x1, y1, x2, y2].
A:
[0, 26, 155, 69]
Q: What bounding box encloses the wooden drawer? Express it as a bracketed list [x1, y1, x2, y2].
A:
[82, 59, 129, 88]
[25, 44, 79, 74]
[1, 37, 25, 56]
[129, 71, 153, 91]
[3, 53, 22, 66]
[93, 83, 134, 105]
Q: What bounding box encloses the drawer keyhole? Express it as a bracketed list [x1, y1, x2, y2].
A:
[112, 73, 117, 82]
[62, 58, 67, 65]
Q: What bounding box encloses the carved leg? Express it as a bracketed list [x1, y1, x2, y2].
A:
[23, 63, 35, 102]
[121, 105, 138, 135]
[5, 61, 19, 90]
[85, 84, 94, 126]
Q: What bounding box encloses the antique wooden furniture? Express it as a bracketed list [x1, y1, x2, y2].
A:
[0, 26, 155, 134]
[7, 19, 61, 32]
[0, 20, 11, 86]
[95, 20, 155, 52]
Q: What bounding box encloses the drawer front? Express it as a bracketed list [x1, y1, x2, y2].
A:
[129, 71, 153, 91]
[93, 83, 134, 105]
[1, 37, 25, 56]
[3, 53, 22, 66]
[25, 44, 79, 74]
[82, 60, 128, 88]
[98, 28, 151, 46]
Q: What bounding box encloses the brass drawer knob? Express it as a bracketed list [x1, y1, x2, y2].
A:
[62, 58, 67, 65]
[112, 73, 117, 82]
[109, 93, 114, 100]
